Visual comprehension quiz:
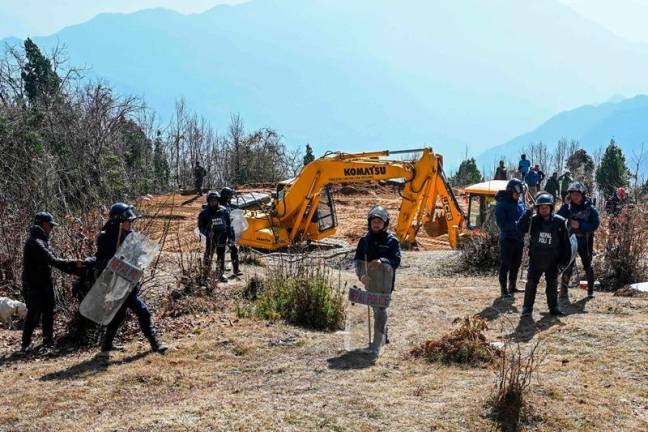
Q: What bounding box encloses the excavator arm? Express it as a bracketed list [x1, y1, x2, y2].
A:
[239, 147, 465, 250]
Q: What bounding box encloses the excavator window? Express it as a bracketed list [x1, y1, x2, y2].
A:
[317, 185, 337, 232]
[467, 194, 495, 229]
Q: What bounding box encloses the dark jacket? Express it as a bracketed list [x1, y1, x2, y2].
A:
[95, 221, 132, 273]
[494, 191, 526, 241]
[194, 165, 207, 179]
[545, 176, 560, 197]
[605, 194, 628, 216]
[354, 231, 401, 271]
[198, 204, 233, 240]
[518, 212, 570, 270]
[22, 225, 76, 294]
[494, 166, 507, 180]
[557, 199, 600, 244]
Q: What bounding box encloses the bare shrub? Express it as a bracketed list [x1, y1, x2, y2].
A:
[411, 316, 501, 365]
[595, 205, 648, 291]
[459, 224, 500, 272]
[487, 340, 544, 432]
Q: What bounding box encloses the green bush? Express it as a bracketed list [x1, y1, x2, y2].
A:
[254, 260, 345, 331]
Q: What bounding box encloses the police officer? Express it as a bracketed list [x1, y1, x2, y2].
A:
[557, 182, 600, 299]
[21, 212, 83, 351]
[198, 191, 233, 283]
[219, 187, 242, 277]
[495, 179, 527, 297]
[518, 193, 570, 316]
[97, 203, 167, 353]
[354, 206, 401, 349]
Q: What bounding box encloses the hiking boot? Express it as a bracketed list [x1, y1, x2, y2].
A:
[521, 307, 533, 317]
[501, 291, 512, 298]
[20, 344, 32, 354]
[42, 338, 55, 348]
[219, 275, 228, 283]
[587, 293, 595, 299]
[508, 282, 522, 294]
[150, 339, 168, 354]
[550, 308, 565, 317]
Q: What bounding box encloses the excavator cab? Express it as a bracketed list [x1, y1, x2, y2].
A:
[316, 186, 337, 232]
[463, 180, 507, 232]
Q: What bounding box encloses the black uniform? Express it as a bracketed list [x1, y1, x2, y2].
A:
[557, 200, 600, 296]
[198, 204, 233, 275]
[219, 197, 240, 274]
[21, 225, 77, 348]
[95, 221, 158, 351]
[518, 212, 570, 313]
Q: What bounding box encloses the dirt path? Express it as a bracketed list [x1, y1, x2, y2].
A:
[1, 250, 646, 431]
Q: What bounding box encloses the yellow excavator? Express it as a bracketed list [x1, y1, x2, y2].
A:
[237, 147, 466, 250]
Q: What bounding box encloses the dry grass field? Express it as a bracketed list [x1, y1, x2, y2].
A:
[1, 186, 646, 431]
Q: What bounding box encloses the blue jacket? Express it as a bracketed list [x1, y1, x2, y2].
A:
[524, 170, 539, 187]
[518, 159, 531, 175]
[556, 200, 600, 245]
[495, 190, 526, 241]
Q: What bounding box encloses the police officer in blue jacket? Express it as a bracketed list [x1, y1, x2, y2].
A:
[557, 182, 600, 299]
[198, 191, 233, 283]
[97, 203, 167, 353]
[495, 179, 527, 297]
[518, 193, 571, 316]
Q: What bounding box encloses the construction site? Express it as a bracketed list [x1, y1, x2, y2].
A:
[1, 153, 647, 431]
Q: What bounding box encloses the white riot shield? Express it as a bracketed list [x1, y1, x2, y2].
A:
[559, 233, 579, 276]
[344, 261, 393, 354]
[230, 209, 249, 242]
[80, 232, 159, 325]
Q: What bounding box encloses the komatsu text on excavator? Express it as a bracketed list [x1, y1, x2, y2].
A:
[238, 147, 465, 250]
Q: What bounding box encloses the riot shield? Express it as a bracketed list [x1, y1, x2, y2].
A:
[230, 209, 249, 242]
[80, 232, 159, 325]
[559, 233, 579, 276]
[344, 261, 393, 354]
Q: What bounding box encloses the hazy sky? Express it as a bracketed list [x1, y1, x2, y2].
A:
[2, 0, 648, 42]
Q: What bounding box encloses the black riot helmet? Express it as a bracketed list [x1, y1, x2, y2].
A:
[220, 187, 235, 201]
[109, 202, 138, 222]
[534, 192, 555, 209]
[506, 178, 524, 195]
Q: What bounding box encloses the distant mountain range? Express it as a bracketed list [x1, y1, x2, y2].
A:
[476, 95, 648, 176]
[3, 0, 648, 170]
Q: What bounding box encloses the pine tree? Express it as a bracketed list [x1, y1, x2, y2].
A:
[566, 149, 595, 192]
[21, 38, 60, 104]
[595, 139, 629, 197]
[450, 158, 482, 187]
[303, 144, 315, 166]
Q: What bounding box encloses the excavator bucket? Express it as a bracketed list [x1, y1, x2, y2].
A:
[424, 215, 448, 238]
